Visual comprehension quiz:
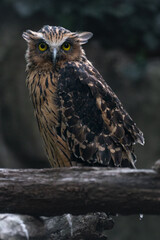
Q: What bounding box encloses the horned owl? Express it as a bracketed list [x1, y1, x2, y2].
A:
[22, 25, 144, 168]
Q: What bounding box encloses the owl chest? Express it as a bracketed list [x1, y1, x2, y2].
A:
[27, 71, 60, 131]
[27, 71, 72, 167]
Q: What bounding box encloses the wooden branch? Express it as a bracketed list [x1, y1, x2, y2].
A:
[44, 213, 114, 240]
[0, 213, 114, 240]
[0, 165, 160, 216]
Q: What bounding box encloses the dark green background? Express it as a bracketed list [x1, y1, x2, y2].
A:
[0, 0, 160, 239]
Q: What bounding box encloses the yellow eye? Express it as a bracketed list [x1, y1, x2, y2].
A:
[62, 42, 71, 51]
[38, 42, 48, 52]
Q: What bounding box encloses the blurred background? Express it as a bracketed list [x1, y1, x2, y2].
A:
[0, 0, 160, 239]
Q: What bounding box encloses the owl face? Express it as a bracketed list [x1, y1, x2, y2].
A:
[23, 25, 93, 69]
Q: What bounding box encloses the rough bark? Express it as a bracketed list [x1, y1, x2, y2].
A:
[0, 213, 114, 240]
[0, 164, 160, 216]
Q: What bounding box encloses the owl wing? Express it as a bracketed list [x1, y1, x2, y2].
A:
[58, 62, 144, 167]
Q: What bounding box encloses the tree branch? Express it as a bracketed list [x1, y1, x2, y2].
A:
[0, 164, 160, 216]
[0, 213, 114, 240]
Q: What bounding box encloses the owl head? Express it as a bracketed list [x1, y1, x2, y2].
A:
[22, 25, 93, 70]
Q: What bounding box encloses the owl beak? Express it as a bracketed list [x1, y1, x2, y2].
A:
[53, 48, 57, 65]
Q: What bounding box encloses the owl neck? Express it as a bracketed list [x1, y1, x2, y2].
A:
[26, 53, 89, 77]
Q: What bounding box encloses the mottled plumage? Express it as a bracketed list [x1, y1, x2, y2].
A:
[23, 25, 144, 168]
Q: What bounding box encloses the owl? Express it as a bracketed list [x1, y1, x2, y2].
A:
[22, 25, 144, 168]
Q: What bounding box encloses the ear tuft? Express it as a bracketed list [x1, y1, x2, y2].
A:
[22, 30, 33, 42]
[78, 32, 93, 45]
[22, 30, 40, 42]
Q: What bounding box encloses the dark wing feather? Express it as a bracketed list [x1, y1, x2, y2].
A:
[58, 62, 144, 167]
